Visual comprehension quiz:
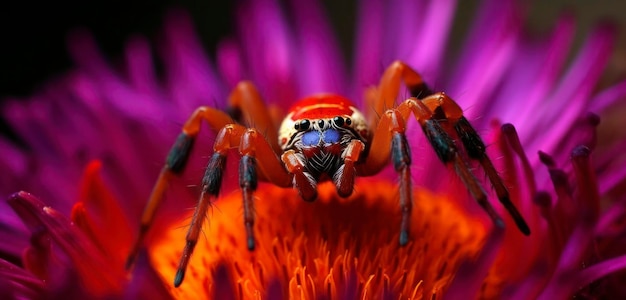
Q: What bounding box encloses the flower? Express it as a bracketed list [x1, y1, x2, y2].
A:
[2, 0, 626, 299]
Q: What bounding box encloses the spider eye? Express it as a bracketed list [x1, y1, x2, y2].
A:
[345, 118, 352, 126]
[295, 119, 310, 131]
[333, 116, 344, 127]
[317, 119, 325, 128]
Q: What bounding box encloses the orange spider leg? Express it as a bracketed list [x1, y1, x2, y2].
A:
[358, 102, 431, 245]
[415, 93, 530, 235]
[126, 82, 281, 270]
[228, 81, 281, 153]
[174, 124, 291, 287]
[398, 93, 530, 235]
[370, 60, 433, 126]
[360, 61, 529, 246]
[125, 107, 231, 270]
[357, 60, 436, 245]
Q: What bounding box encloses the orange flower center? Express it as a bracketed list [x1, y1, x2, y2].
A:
[149, 178, 488, 299]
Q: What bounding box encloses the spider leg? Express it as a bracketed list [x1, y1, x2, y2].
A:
[455, 117, 531, 235]
[228, 81, 282, 153]
[362, 61, 529, 245]
[370, 60, 433, 126]
[174, 125, 291, 287]
[358, 109, 414, 245]
[126, 81, 283, 270]
[399, 93, 530, 235]
[125, 107, 232, 270]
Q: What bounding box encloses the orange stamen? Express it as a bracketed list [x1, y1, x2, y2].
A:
[149, 178, 488, 299]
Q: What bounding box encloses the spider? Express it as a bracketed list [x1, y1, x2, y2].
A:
[125, 60, 530, 287]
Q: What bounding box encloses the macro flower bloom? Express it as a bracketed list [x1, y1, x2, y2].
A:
[2, 0, 626, 299]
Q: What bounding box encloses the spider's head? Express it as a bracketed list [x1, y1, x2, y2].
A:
[278, 94, 369, 151]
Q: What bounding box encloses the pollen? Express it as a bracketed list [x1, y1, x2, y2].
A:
[149, 178, 488, 299]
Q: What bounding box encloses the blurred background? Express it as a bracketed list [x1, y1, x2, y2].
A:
[0, 0, 625, 97]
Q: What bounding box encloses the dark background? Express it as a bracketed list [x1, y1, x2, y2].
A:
[0, 1, 234, 97]
[0, 0, 625, 98]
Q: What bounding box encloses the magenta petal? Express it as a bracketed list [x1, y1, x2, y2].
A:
[68, 30, 170, 121]
[236, 0, 298, 105]
[449, 0, 521, 110]
[405, 0, 457, 82]
[443, 226, 505, 300]
[160, 10, 225, 112]
[124, 251, 171, 300]
[217, 38, 244, 90]
[490, 14, 576, 126]
[0, 258, 45, 299]
[380, 0, 427, 65]
[353, 0, 384, 94]
[8, 191, 125, 296]
[507, 261, 551, 300]
[124, 35, 162, 99]
[288, 0, 347, 96]
[573, 254, 626, 292]
[538, 253, 626, 300]
[526, 24, 616, 155]
[591, 80, 626, 112]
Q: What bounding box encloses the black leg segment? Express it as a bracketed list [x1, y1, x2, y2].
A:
[166, 132, 196, 173]
[239, 155, 258, 250]
[203, 153, 227, 196]
[392, 132, 413, 246]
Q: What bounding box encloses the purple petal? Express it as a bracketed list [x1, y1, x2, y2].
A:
[236, 0, 298, 105]
[8, 191, 125, 295]
[443, 226, 505, 299]
[160, 10, 225, 112]
[216, 38, 244, 90]
[590, 80, 626, 112]
[353, 0, 384, 94]
[124, 35, 163, 99]
[526, 23, 616, 156]
[489, 14, 575, 126]
[380, 0, 427, 65]
[288, 0, 347, 96]
[124, 251, 172, 300]
[405, 0, 457, 83]
[0, 258, 45, 299]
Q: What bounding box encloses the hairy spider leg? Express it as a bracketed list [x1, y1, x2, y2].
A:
[370, 60, 434, 126]
[356, 60, 436, 246]
[455, 116, 531, 235]
[174, 124, 291, 287]
[124, 106, 231, 271]
[358, 108, 414, 245]
[398, 93, 530, 235]
[361, 61, 530, 246]
[126, 82, 284, 270]
[228, 81, 282, 153]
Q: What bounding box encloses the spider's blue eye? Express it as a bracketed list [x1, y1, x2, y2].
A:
[323, 129, 340, 144]
[301, 131, 320, 146]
